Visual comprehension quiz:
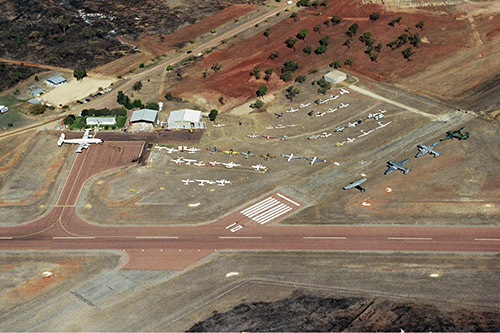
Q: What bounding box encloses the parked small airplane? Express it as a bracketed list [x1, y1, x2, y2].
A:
[281, 153, 301, 162]
[260, 153, 276, 160]
[194, 161, 206, 166]
[266, 125, 274, 130]
[347, 137, 356, 143]
[164, 147, 178, 154]
[343, 178, 367, 192]
[348, 121, 358, 127]
[172, 157, 184, 164]
[275, 124, 286, 129]
[216, 179, 231, 186]
[376, 121, 392, 129]
[181, 179, 195, 185]
[308, 135, 320, 140]
[247, 132, 258, 138]
[206, 180, 216, 185]
[261, 135, 276, 140]
[195, 179, 209, 186]
[240, 151, 256, 159]
[336, 141, 346, 147]
[358, 129, 374, 137]
[185, 147, 200, 153]
[340, 88, 350, 95]
[209, 161, 221, 167]
[416, 142, 441, 158]
[208, 147, 222, 154]
[222, 162, 241, 169]
[339, 103, 349, 109]
[287, 107, 299, 113]
[224, 149, 238, 157]
[275, 112, 284, 118]
[315, 112, 326, 117]
[304, 156, 326, 165]
[327, 108, 337, 114]
[252, 164, 267, 171]
[213, 123, 225, 128]
[385, 159, 411, 175]
[279, 135, 288, 140]
[320, 132, 332, 138]
[329, 94, 339, 100]
[183, 158, 196, 165]
[319, 99, 328, 104]
[57, 129, 102, 153]
[288, 124, 299, 128]
[300, 103, 311, 108]
[440, 126, 470, 141]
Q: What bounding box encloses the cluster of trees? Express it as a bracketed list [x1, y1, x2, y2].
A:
[249, 100, 265, 110]
[369, 12, 380, 21]
[296, 0, 329, 8]
[280, 60, 300, 82]
[388, 16, 403, 27]
[345, 23, 359, 37]
[117, 91, 154, 110]
[285, 86, 300, 101]
[314, 77, 332, 94]
[256, 85, 268, 97]
[268, 51, 280, 60]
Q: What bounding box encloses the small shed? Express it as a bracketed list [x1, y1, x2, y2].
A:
[86, 117, 116, 126]
[324, 70, 347, 84]
[45, 75, 67, 86]
[167, 109, 205, 130]
[130, 109, 158, 126]
[30, 88, 45, 97]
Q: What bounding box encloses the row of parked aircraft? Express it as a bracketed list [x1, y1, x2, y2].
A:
[155, 146, 200, 154]
[182, 179, 231, 186]
[172, 157, 241, 169]
[281, 154, 326, 165]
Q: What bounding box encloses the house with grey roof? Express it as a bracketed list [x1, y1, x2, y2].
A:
[167, 109, 205, 130]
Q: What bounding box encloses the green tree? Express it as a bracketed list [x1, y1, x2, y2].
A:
[256, 85, 268, 97]
[264, 68, 274, 81]
[280, 71, 293, 82]
[139, 63, 145, 68]
[375, 43, 383, 52]
[319, 35, 330, 46]
[249, 100, 265, 109]
[165, 92, 174, 101]
[209, 109, 218, 121]
[416, 21, 425, 29]
[263, 30, 270, 39]
[58, 18, 70, 35]
[402, 47, 413, 60]
[409, 33, 421, 47]
[296, 0, 310, 6]
[315, 44, 327, 55]
[370, 53, 379, 62]
[388, 16, 402, 27]
[369, 12, 380, 21]
[345, 23, 359, 37]
[145, 102, 159, 110]
[211, 63, 222, 74]
[268, 51, 280, 60]
[132, 99, 143, 108]
[313, 24, 321, 32]
[166, 65, 174, 71]
[34, 75, 39, 81]
[303, 45, 312, 55]
[285, 37, 297, 49]
[295, 75, 306, 83]
[85, 29, 95, 38]
[282, 60, 300, 72]
[250, 66, 262, 79]
[365, 46, 374, 55]
[343, 38, 352, 49]
[132, 81, 142, 91]
[290, 12, 298, 21]
[329, 60, 341, 69]
[331, 16, 342, 25]
[316, 77, 332, 94]
[285, 86, 300, 100]
[63, 114, 76, 126]
[344, 58, 353, 66]
[296, 29, 309, 41]
[73, 67, 87, 80]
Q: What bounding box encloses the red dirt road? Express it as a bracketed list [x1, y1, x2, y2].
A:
[0, 142, 499, 270]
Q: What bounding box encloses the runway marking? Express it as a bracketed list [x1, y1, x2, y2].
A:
[276, 193, 301, 206]
[474, 238, 500, 242]
[387, 237, 432, 241]
[135, 236, 179, 239]
[219, 236, 262, 239]
[53, 236, 96, 240]
[0, 237, 13, 240]
[255, 205, 292, 225]
[303, 236, 347, 240]
[226, 223, 238, 229]
[240, 197, 275, 215]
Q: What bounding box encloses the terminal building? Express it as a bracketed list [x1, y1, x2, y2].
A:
[167, 109, 205, 130]
[324, 70, 347, 84]
[45, 75, 67, 86]
[130, 109, 159, 126]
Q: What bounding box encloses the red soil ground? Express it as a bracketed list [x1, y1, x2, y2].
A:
[169, 0, 483, 111]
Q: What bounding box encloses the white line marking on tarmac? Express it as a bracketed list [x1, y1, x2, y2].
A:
[246, 200, 280, 218]
[219, 236, 262, 239]
[242, 198, 278, 217]
[226, 223, 238, 229]
[303, 236, 347, 240]
[0, 237, 13, 240]
[276, 193, 300, 206]
[474, 238, 500, 241]
[240, 197, 273, 215]
[135, 236, 179, 239]
[387, 237, 432, 241]
[257, 205, 292, 225]
[53, 236, 96, 239]
[253, 203, 287, 222]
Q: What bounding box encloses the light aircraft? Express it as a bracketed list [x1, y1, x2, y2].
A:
[319, 99, 328, 104]
[194, 161, 206, 166]
[57, 129, 102, 153]
[281, 153, 301, 162]
[304, 156, 326, 165]
[177, 145, 187, 152]
[213, 123, 225, 128]
[416, 142, 441, 158]
[329, 94, 339, 100]
[195, 179, 210, 186]
[172, 157, 184, 164]
[348, 121, 359, 128]
[376, 121, 392, 129]
[288, 124, 299, 128]
[206, 180, 216, 185]
[240, 151, 256, 159]
[247, 132, 258, 138]
[181, 179, 194, 185]
[336, 141, 346, 147]
[266, 126, 274, 130]
[287, 107, 298, 113]
[261, 135, 276, 140]
[339, 103, 349, 109]
[275, 124, 286, 129]
[335, 126, 345, 132]
[164, 147, 178, 154]
[183, 158, 197, 165]
[358, 129, 374, 137]
[320, 132, 332, 138]
[440, 126, 470, 141]
[222, 162, 241, 169]
[300, 103, 311, 108]
[347, 137, 356, 143]
[216, 179, 231, 186]
[340, 88, 350, 95]
[275, 112, 284, 118]
[327, 108, 337, 114]
[224, 149, 238, 157]
[260, 153, 276, 160]
[308, 135, 320, 140]
[279, 135, 288, 140]
[185, 147, 200, 154]
[208, 147, 221, 154]
[343, 178, 367, 192]
[385, 159, 411, 175]
[315, 112, 326, 117]
[209, 161, 221, 167]
[252, 164, 267, 171]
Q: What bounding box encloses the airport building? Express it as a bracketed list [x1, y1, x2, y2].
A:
[167, 109, 205, 130]
[324, 70, 347, 84]
[86, 117, 116, 126]
[45, 75, 67, 86]
[130, 109, 159, 126]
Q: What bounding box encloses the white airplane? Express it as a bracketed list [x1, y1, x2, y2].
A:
[300, 103, 311, 109]
[348, 121, 358, 127]
[329, 94, 339, 100]
[213, 123, 225, 128]
[275, 124, 286, 129]
[339, 103, 349, 109]
[247, 132, 258, 138]
[222, 162, 240, 169]
[181, 179, 195, 185]
[195, 179, 209, 186]
[358, 129, 374, 137]
[183, 158, 197, 165]
[320, 132, 332, 138]
[308, 135, 320, 140]
[327, 108, 337, 114]
[252, 164, 267, 171]
[376, 121, 392, 129]
[347, 137, 356, 143]
[178, 145, 188, 152]
[319, 99, 328, 104]
[164, 147, 178, 154]
[340, 88, 350, 95]
[303, 156, 326, 165]
[185, 147, 200, 154]
[266, 126, 274, 130]
[281, 153, 301, 162]
[209, 161, 221, 167]
[194, 161, 206, 166]
[288, 124, 299, 128]
[57, 129, 102, 153]
[172, 157, 184, 164]
[216, 179, 231, 186]
[206, 180, 216, 185]
[155, 145, 167, 150]
[286, 107, 298, 113]
[315, 112, 326, 117]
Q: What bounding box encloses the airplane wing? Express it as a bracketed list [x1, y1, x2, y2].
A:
[384, 166, 396, 175]
[415, 150, 426, 158]
[75, 143, 86, 153]
[82, 129, 90, 140]
[429, 142, 439, 149]
[399, 158, 410, 165]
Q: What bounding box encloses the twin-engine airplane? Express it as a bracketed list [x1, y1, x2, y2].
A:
[416, 142, 441, 158]
[385, 159, 411, 175]
[57, 129, 102, 153]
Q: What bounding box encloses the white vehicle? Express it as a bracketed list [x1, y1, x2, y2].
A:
[213, 123, 225, 128]
[57, 129, 102, 153]
[252, 164, 267, 171]
[216, 179, 231, 186]
[300, 103, 311, 109]
[281, 153, 301, 162]
[347, 137, 356, 143]
[209, 161, 221, 167]
[172, 157, 184, 164]
[315, 112, 326, 117]
[376, 121, 392, 129]
[308, 135, 320, 140]
[195, 179, 209, 186]
[320, 132, 332, 138]
[194, 161, 206, 166]
[222, 162, 241, 169]
[247, 132, 258, 138]
[339, 103, 349, 109]
[340, 88, 350, 95]
[286, 108, 298, 113]
[303, 156, 326, 165]
[358, 129, 374, 137]
[327, 108, 337, 114]
[185, 147, 200, 154]
[181, 179, 194, 185]
[183, 158, 197, 165]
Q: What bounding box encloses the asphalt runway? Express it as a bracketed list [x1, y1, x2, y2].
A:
[0, 142, 499, 270]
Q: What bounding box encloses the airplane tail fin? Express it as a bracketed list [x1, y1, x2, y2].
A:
[404, 168, 411, 174]
[434, 151, 441, 157]
[57, 133, 65, 146]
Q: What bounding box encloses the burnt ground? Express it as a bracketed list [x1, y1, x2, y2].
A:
[188, 291, 500, 332]
[0, 0, 265, 70]
[0, 63, 46, 92]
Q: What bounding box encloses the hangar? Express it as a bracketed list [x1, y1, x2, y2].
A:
[324, 70, 347, 84]
[45, 75, 67, 86]
[130, 109, 158, 126]
[167, 109, 205, 130]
